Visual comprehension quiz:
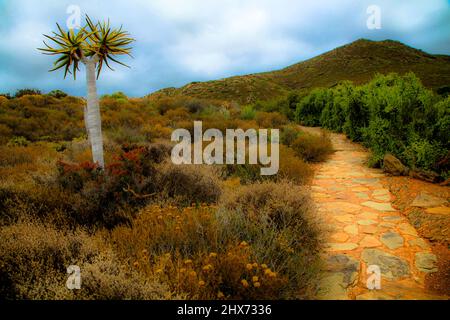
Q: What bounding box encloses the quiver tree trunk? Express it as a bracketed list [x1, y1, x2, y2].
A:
[84, 59, 105, 168]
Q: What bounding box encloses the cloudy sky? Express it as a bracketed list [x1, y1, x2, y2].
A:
[0, 0, 449, 97]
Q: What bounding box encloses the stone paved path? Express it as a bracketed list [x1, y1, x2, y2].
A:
[312, 131, 445, 300]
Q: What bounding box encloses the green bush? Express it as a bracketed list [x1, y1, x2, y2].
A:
[240, 105, 256, 120]
[14, 89, 41, 98]
[295, 88, 331, 126]
[47, 90, 68, 99]
[295, 73, 449, 179]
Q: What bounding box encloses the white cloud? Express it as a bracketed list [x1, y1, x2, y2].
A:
[0, 0, 448, 96]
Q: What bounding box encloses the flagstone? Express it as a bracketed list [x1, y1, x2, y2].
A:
[359, 235, 382, 248]
[327, 243, 358, 251]
[344, 224, 358, 235]
[362, 201, 396, 212]
[357, 219, 377, 226]
[331, 232, 350, 242]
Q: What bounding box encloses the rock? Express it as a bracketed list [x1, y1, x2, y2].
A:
[411, 192, 447, 208]
[383, 154, 408, 176]
[359, 211, 378, 219]
[409, 169, 439, 183]
[360, 225, 378, 234]
[425, 207, 450, 215]
[360, 235, 382, 248]
[361, 249, 410, 280]
[356, 192, 369, 199]
[380, 232, 404, 250]
[374, 195, 391, 202]
[317, 273, 349, 300]
[335, 215, 354, 223]
[358, 219, 377, 226]
[344, 225, 358, 235]
[362, 201, 396, 212]
[352, 178, 380, 185]
[398, 223, 418, 236]
[382, 216, 402, 221]
[373, 189, 389, 196]
[326, 254, 360, 288]
[327, 243, 358, 251]
[380, 222, 395, 228]
[408, 238, 429, 250]
[331, 232, 350, 242]
[415, 253, 438, 273]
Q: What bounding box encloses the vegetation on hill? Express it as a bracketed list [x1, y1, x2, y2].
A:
[0, 89, 331, 299]
[150, 39, 450, 104]
[294, 73, 450, 180]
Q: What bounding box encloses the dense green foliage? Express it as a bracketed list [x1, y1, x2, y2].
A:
[294, 73, 449, 179]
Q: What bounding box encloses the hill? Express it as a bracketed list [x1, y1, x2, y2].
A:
[150, 39, 450, 104]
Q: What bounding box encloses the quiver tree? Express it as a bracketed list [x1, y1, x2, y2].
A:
[39, 15, 134, 168]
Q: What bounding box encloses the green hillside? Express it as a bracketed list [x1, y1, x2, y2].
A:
[151, 39, 450, 104]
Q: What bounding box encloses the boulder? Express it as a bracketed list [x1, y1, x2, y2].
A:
[383, 154, 408, 176]
[411, 192, 447, 208]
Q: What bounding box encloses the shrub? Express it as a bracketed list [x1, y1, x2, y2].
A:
[291, 131, 333, 162]
[54, 146, 160, 228]
[295, 88, 330, 126]
[0, 124, 13, 145]
[14, 89, 42, 98]
[295, 73, 449, 179]
[0, 93, 12, 100]
[280, 125, 301, 147]
[404, 139, 447, 172]
[47, 90, 68, 99]
[0, 222, 173, 299]
[221, 181, 323, 298]
[110, 180, 323, 300]
[222, 144, 312, 185]
[110, 205, 288, 299]
[240, 105, 256, 120]
[278, 145, 314, 184]
[106, 126, 147, 146]
[0, 146, 33, 167]
[255, 111, 288, 128]
[7, 136, 29, 147]
[157, 163, 222, 206]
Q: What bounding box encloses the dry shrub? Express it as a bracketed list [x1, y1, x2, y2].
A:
[0, 124, 12, 145]
[0, 222, 98, 299]
[280, 125, 301, 147]
[221, 181, 323, 298]
[148, 141, 173, 163]
[291, 131, 333, 162]
[223, 145, 313, 185]
[0, 145, 34, 167]
[0, 222, 174, 300]
[165, 107, 191, 122]
[255, 112, 288, 128]
[152, 245, 287, 300]
[157, 162, 222, 205]
[278, 145, 314, 184]
[142, 123, 173, 140]
[110, 205, 293, 299]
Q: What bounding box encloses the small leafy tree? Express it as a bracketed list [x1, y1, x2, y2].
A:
[39, 15, 134, 168]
